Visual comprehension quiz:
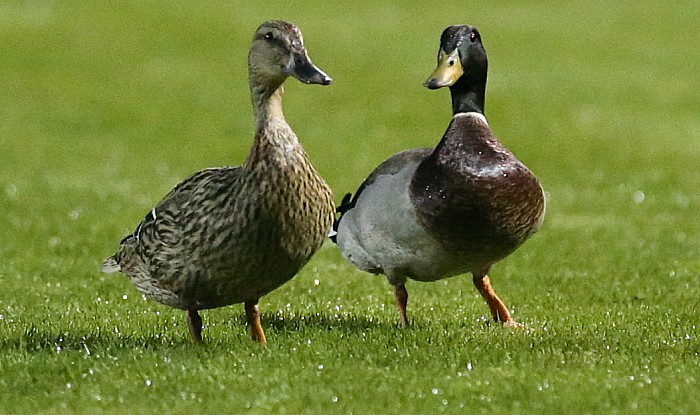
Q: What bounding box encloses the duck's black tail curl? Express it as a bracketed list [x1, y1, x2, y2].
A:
[328, 192, 353, 243]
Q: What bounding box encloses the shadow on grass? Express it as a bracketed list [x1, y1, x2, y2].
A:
[0, 311, 401, 353]
[260, 311, 398, 333]
[1, 324, 193, 353]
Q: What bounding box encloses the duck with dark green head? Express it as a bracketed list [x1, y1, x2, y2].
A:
[333, 25, 545, 328]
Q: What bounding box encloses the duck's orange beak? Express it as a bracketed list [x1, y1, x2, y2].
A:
[424, 49, 463, 90]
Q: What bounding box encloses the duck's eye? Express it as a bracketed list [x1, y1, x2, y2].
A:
[448, 59, 455, 66]
[469, 32, 477, 42]
[264, 32, 274, 40]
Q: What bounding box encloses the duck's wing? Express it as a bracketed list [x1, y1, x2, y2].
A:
[103, 166, 242, 274]
[330, 148, 432, 242]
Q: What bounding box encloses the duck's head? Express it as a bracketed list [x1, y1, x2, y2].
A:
[248, 20, 332, 89]
[424, 25, 487, 91]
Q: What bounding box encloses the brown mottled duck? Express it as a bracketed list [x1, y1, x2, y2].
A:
[102, 20, 334, 345]
[332, 25, 545, 328]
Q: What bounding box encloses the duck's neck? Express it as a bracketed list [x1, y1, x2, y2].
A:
[449, 75, 486, 115]
[251, 81, 287, 127]
[246, 80, 304, 169]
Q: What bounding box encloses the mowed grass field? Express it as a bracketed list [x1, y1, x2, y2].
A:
[1, 0, 699, 413]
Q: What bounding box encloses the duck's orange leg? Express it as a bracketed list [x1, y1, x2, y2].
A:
[394, 283, 410, 327]
[472, 273, 521, 328]
[245, 299, 267, 345]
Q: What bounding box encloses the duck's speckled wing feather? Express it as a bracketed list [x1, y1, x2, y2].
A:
[121, 166, 241, 252]
[106, 167, 251, 309]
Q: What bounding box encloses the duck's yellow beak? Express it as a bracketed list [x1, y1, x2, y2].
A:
[424, 49, 463, 90]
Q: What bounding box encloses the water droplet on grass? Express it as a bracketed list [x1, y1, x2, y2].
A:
[632, 191, 645, 204]
[432, 388, 439, 395]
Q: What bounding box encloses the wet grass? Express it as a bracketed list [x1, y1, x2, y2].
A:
[1, 0, 699, 413]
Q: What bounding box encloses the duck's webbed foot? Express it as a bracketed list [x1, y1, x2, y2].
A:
[472, 273, 522, 328]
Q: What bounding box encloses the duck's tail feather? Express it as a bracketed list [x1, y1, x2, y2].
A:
[101, 256, 121, 274]
[329, 192, 353, 244]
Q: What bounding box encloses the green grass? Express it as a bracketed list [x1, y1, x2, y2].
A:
[1, 0, 699, 413]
